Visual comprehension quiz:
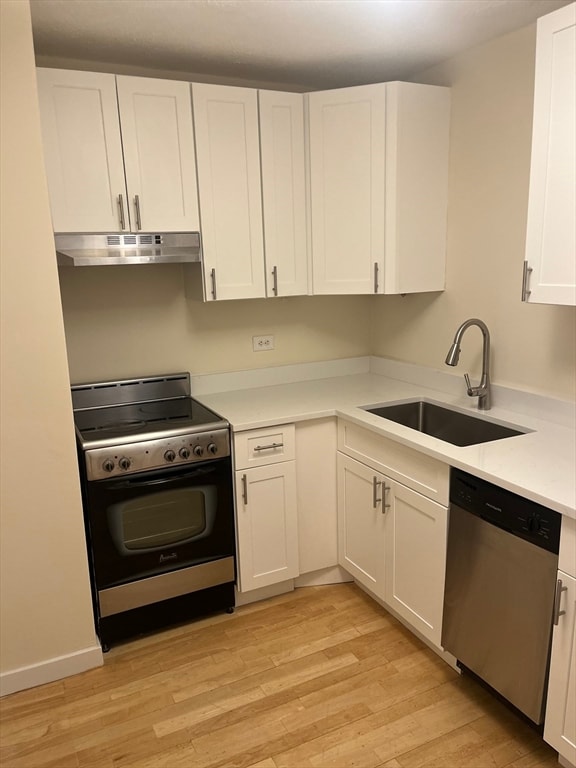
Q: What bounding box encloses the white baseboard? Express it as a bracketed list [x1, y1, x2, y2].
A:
[0, 644, 103, 697]
[294, 566, 352, 587]
[235, 580, 294, 607]
[235, 566, 353, 606]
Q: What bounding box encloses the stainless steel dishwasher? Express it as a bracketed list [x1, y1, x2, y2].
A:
[442, 468, 562, 724]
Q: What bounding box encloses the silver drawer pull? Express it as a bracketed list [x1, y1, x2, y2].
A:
[553, 579, 568, 625]
[254, 442, 283, 452]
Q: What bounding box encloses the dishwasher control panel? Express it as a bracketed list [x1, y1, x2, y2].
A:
[450, 469, 561, 554]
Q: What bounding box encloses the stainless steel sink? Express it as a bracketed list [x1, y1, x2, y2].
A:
[361, 399, 529, 447]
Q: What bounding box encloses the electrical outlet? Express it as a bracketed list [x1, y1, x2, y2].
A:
[253, 334, 275, 352]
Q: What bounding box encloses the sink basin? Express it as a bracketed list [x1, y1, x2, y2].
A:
[361, 399, 529, 447]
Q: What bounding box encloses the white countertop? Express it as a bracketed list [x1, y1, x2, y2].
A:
[197, 371, 576, 518]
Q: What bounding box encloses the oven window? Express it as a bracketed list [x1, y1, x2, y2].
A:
[108, 487, 216, 554]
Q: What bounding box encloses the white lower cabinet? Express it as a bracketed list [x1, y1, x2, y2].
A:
[337, 420, 449, 648]
[385, 481, 448, 646]
[234, 425, 298, 592]
[295, 418, 338, 575]
[545, 513, 576, 766]
[337, 453, 386, 599]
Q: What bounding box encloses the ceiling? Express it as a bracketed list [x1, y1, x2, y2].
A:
[30, 0, 570, 90]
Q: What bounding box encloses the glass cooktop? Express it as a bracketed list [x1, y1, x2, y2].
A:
[74, 397, 227, 445]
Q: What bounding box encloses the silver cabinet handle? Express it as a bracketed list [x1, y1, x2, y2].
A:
[254, 442, 283, 452]
[374, 262, 379, 293]
[383, 482, 391, 512]
[117, 194, 126, 230]
[210, 268, 217, 300]
[553, 579, 568, 625]
[372, 476, 382, 508]
[521, 261, 533, 302]
[134, 194, 142, 230]
[272, 266, 278, 296]
[241, 473, 248, 505]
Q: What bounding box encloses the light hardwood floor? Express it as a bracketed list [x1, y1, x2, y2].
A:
[0, 583, 560, 768]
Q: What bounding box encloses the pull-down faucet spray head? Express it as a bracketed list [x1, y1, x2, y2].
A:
[445, 342, 461, 367]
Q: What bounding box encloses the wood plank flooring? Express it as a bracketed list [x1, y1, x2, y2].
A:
[0, 583, 560, 768]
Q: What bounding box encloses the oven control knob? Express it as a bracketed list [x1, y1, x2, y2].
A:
[164, 450, 176, 463]
[179, 447, 190, 460]
[193, 445, 204, 457]
[118, 457, 131, 471]
[207, 443, 218, 455]
[102, 458, 115, 473]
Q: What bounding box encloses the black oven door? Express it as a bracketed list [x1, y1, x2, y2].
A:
[84, 458, 235, 590]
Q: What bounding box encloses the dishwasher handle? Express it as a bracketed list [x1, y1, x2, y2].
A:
[553, 579, 568, 625]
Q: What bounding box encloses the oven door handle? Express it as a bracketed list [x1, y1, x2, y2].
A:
[103, 466, 216, 489]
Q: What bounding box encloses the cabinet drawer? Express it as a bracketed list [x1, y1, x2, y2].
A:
[234, 424, 295, 469]
[338, 420, 449, 505]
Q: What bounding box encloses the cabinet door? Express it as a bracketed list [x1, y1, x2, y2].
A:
[116, 76, 200, 233]
[337, 453, 386, 598]
[385, 482, 448, 647]
[525, 3, 576, 305]
[235, 462, 298, 592]
[384, 83, 450, 294]
[308, 84, 386, 294]
[192, 84, 265, 300]
[296, 419, 338, 575]
[36, 68, 128, 233]
[259, 91, 308, 296]
[544, 571, 576, 765]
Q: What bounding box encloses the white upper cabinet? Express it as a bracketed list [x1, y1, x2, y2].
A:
[36, 69, 199, 234]
[308, 82, 450, 295]
[116, 76, 200, 233]
[36, 69, 128, 233]
[309, 84, 386, 295]
[524, 2, 576, 305]
[192, 83, 266, 301]
[259, 90, 309, 297]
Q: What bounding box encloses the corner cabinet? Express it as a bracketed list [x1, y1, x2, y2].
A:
[308, 82, 450, 295]
[524, 2, 576, 305]
[337, 420, 449, 647]
[544, 517, 576, 766]
[36, 68, 200, 233]
[234, 425, 299, 592]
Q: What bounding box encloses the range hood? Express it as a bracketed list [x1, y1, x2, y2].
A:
[54, 232, 201, 266]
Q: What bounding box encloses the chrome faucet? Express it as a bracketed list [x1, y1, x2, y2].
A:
[445, 318, 491, 410]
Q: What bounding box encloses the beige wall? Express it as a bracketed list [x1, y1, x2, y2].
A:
[371, 24, 576, 400]
[58, 268, 371, 383]
[0, 1, 97, 683]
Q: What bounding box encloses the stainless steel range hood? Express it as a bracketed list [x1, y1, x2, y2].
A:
[55, 232, 201, 266]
